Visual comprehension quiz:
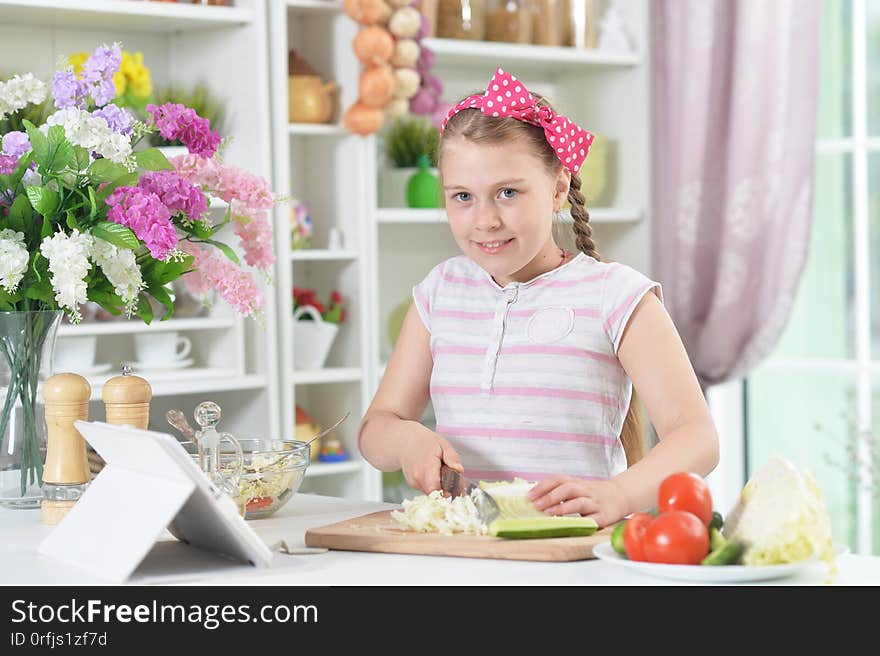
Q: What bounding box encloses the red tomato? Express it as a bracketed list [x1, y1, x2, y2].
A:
[622, 512, 654, 562]
[642, 510, 710, 565]
[246, 496, 273, 511]
[657, 472, 713, 526]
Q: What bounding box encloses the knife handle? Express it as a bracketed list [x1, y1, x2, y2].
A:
[440, 463, 462, 497]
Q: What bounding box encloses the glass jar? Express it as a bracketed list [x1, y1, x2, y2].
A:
[528, 0, 565, 47]
[436, 0, 487, 40]
[566, 0, 599, 49]
[486, 0, 532, 44]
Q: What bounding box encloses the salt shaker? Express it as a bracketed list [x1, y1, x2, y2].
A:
[41, 373, 91, 526]
[102, 365, 152, 429]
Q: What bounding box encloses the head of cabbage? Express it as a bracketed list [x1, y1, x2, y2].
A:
[723, 457, 835, 566]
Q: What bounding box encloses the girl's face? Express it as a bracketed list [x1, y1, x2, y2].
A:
[440, 137, 570, 286]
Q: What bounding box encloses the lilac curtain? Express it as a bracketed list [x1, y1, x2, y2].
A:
[650, 0, 822, 388]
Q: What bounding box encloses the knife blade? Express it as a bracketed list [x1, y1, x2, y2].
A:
[439, 464, 500, 525]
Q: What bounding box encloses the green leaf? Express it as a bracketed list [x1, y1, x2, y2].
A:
[88, 186, 98, 218]
[70, 146, 91, 173]
[134, 148, 173, 171]
[23, 280, 55, 305]
[187, 221, 216, 239]
[40, 216, 53, 240]
[44, 125, 72, 172]
[10, 152, 35, 189]
[147, 284, 175, 320]
[202, 238, 240, 264]
[23, 120, 48, 167]
[87, 288, 123, 315]
[135, 293, 153, 325]
[66, 210, 79, 231]
[87, 158, 128, 183]
[90, 221, 140, 250]
[26, 186, 60, 217]
[6, 195, 32, 234]
[95, 172, 139, 201]
[146, 255, 194, 285]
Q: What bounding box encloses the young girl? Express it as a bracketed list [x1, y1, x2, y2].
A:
[359, 68, 719, 527]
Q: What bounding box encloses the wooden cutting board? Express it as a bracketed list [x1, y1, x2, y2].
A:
[305, 510, 615, 562]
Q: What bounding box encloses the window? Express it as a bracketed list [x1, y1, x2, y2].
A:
[745, 0, 879, 554]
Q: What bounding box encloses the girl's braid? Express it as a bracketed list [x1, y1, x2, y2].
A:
[568, 174, 600, 261]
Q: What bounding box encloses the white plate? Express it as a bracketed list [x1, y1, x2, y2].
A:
[121, 358, 194, 372]
[592, 541, 843, 583]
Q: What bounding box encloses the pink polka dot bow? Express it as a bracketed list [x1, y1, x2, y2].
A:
[441, 67, 595, 175]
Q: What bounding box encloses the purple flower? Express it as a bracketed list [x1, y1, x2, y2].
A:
[137, 170, 208, 222]
[52, 70, 88, 110]
[146, 102, 221, 159]
[0, 154, 18, 175]
[105, 186, 178, 260]
[81, 43, 121, 107]
[2, 132, 30, 158]
[93, 104, 133, 135]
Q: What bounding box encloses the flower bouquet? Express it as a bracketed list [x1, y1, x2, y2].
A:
[0, 43, 277, 505]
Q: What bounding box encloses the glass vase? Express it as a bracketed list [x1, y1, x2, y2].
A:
[0, 310, 63, 509]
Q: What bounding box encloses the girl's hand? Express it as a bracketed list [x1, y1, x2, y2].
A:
[398, 426, 463, 494]
[526, 476, 630, 528]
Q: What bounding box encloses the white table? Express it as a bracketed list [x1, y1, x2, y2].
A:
[2, 494, 878, 586]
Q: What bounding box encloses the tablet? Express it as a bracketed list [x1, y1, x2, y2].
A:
[39, 421, 273, 581]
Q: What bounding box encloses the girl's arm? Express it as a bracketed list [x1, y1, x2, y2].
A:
[358, 304, 463, 492]
[613, 292, 720, 514]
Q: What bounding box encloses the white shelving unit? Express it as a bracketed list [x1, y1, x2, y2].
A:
[0, 0, 280, 440]
[268, 0, 379, 499]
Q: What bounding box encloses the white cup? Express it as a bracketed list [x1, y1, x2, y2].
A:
[134, 332, 192, 365]
[53, 335, 97, 372]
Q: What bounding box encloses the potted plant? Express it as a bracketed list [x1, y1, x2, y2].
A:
[0, 42, 277, 508]
[378, 115, 438, 208]
[292, 287, 346, 370]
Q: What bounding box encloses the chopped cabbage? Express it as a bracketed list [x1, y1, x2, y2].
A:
[723, 457, 835, 569]
[479, 478, 544, 519]
[391, 490, 487, 535]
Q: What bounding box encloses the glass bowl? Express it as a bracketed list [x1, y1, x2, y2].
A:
[179, 437, 310, 519]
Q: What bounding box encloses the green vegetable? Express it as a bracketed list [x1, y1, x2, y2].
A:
[479, 478, 544, 519]
[723, 457, 835, 567]
[488, 517, 599, 539]
[611, 521, 627, 555]
[709, 527, 726, 552]
[702, 538, 745, 566]
[709, 511, 724, 532]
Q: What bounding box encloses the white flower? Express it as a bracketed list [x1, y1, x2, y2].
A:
[39, 229, 93, 323]
[0, 229, 29, 294]
[0, 73, 47, 120]
[89, 238, 145, 318]
[45, 108, 134, 169]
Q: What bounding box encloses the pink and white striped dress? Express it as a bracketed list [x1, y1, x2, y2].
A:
[413, 252, 662, 483]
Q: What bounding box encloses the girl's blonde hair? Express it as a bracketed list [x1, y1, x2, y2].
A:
[439, 99, 646, 468]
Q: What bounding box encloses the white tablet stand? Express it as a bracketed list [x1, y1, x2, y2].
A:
[38, 421, 273, 582]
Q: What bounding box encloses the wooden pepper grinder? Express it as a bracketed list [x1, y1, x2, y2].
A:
[41, 372, 91, 526]
[102, 365, 152, 430]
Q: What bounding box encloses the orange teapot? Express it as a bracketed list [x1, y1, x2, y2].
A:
[288, 75, 338, 124]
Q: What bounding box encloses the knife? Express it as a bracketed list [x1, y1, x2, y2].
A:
[439, 464, 501, 525]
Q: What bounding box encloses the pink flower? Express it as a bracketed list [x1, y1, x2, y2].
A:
[137, 169, 208, 223]
[146, 102, 221, 158]
[179, 241, 263, 316]
[233, 212, 275, 270]
[105, 186, 178, 260]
